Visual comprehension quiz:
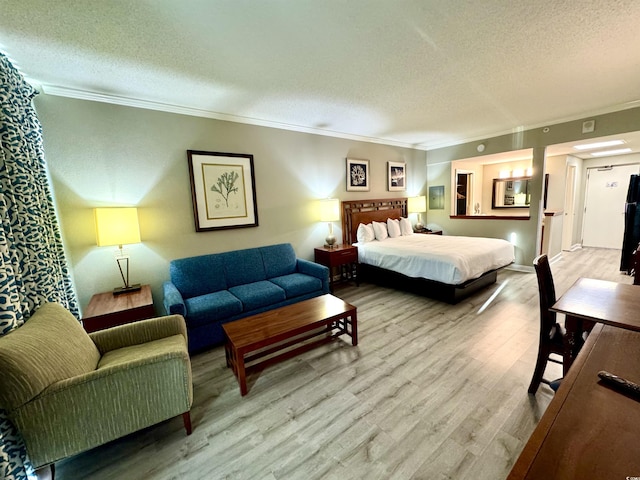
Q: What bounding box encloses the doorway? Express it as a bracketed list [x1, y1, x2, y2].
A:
[582, 164, 640, 248]
[456, 171, 472, 216]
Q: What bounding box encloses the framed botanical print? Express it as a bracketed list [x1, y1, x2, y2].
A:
[187, 150, 259, 231]
[346, 158, 370, 191]
[388, 161, 406, 191]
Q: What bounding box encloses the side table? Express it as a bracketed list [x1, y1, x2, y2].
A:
[314, 244, 359, 292]
[82, 284, 155, 333]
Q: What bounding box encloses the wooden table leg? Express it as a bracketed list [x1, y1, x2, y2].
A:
[236, 348, 248, 396]
[351, 311, 358, 346]
[563, 315, 582, 375]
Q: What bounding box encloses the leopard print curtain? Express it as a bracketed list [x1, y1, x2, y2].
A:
[0, 52, 79, 480]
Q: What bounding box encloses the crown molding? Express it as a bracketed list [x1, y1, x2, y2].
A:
[421, 99, 640, 151]
[40, 84, 424, 151]
[39, 83, 640, 153]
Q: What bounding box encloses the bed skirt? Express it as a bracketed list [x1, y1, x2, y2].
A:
[359, 263, 498, 304]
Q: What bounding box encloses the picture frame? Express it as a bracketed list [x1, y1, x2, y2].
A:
[187, 150, 259, 232]
[346, 158, 370, 191]
[387, 161, 406, 191]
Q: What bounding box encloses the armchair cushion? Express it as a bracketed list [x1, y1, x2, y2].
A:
[0, 303, 100, 412]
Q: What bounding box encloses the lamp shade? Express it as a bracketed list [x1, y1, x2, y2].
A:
[319, 198, 340, 222]
[407, 196, 426, 214]
[94, 207, 141, 247]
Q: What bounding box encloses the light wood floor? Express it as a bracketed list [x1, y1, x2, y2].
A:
[56, 248, 631, 480]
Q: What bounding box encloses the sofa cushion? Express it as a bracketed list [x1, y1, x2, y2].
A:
[222, 248, 267, 287]
[0, 303, 100, 412]
[229, 281, 286, 311]
[261, 243, 297, 278]
[270, 273, 323, 298]
[185, 291, 243, 327]
[170, 254, 227, 298]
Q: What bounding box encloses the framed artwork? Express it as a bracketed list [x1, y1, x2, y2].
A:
[346, 158, 370, 191]
[388, 161, 406, 191]
[429, 185, 445, 209]
[187, 150, 259, 231]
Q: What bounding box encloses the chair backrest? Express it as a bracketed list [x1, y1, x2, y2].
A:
[533, 254, 557, 340]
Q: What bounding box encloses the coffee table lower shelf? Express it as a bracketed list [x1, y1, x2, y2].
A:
[223, 294, 358, 396]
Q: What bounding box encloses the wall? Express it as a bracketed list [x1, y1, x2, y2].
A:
[35, 95, 426, 315]
[425, 107, 640, 267]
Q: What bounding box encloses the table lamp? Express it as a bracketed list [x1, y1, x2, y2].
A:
[319, 198, 340, 248]
[407, 195, 427, 231]
[94, 207, 142, 295]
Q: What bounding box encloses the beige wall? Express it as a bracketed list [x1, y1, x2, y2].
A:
[35, 95, 426, 315]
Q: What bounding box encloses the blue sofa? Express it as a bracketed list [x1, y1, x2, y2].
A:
[163, 243, 330, 352]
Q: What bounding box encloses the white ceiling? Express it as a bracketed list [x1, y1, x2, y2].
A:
[2, 0, 640, 150]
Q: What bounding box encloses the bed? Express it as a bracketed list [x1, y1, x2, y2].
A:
[341, 198, 515, 303]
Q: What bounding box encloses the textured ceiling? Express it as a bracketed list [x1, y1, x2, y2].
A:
[1, 0, 640, 150]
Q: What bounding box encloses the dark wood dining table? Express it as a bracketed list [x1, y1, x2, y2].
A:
[508, 323, 640, 479]
[550, 277, 640, 374]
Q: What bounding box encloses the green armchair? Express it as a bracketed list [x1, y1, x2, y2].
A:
[0, 302, 193, 470]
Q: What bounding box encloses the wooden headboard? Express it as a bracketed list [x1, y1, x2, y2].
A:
[342, 198, 408, 245]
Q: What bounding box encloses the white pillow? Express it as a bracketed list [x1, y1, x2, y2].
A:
[400, 217, 413, 236]
[387, 218, 401, 238]
[356, 223, 375, 243]
[372, 221, 389, 241]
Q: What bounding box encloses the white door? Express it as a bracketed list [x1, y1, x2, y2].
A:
[582, 164, 640, 248]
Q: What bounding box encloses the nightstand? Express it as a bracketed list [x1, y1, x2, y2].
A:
[314, 244, 359, 291]
[82, 284, 155, 333]
[415, 229, 442, 235]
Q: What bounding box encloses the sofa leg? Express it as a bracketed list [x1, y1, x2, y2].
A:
[183, 411, 192, 435]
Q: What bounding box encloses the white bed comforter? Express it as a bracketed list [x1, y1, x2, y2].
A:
[356, 234, 515, 285]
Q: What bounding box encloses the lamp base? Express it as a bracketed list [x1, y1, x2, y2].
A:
[112, 283, 142, 295]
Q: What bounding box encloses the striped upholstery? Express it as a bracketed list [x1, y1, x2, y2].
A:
[0, 303, 192, 468]
[0, 303, 100, 412]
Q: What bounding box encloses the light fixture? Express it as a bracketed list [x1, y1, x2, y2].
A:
[407, 195, 427, 231]
[574, 140, 625, 150]
[512, 168, 525, 178]
[477, 143, 486, 153]
[591, 148, 632, 157]
[319, 198, 340, 248]
[94, 207, 142, 295]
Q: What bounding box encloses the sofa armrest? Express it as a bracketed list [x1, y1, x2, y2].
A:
[297, 259, 330, 293]
[89, 315, 187, 355]
[163, 281, 186, 316]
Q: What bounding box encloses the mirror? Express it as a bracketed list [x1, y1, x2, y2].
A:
[492, 177, 531, 208]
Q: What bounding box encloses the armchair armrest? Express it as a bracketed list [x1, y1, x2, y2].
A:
[163, 281, 186, 316]
[89, 315, 187, 355]
[297, 259, 330, 293]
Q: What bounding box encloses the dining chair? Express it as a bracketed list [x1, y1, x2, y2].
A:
[528, 254, 564, 394]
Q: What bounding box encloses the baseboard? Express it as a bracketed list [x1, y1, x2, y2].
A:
[505, 264, 534, 273]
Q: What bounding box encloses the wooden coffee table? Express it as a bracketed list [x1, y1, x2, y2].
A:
[223, 294, 358, 396]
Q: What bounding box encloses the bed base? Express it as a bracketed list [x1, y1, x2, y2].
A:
[358, 264, 498, 304]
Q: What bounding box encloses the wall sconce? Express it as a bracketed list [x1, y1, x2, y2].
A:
[94, 207, 142, 295]
[407, 195, 427, 231]
[319, 198, 340, 248]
